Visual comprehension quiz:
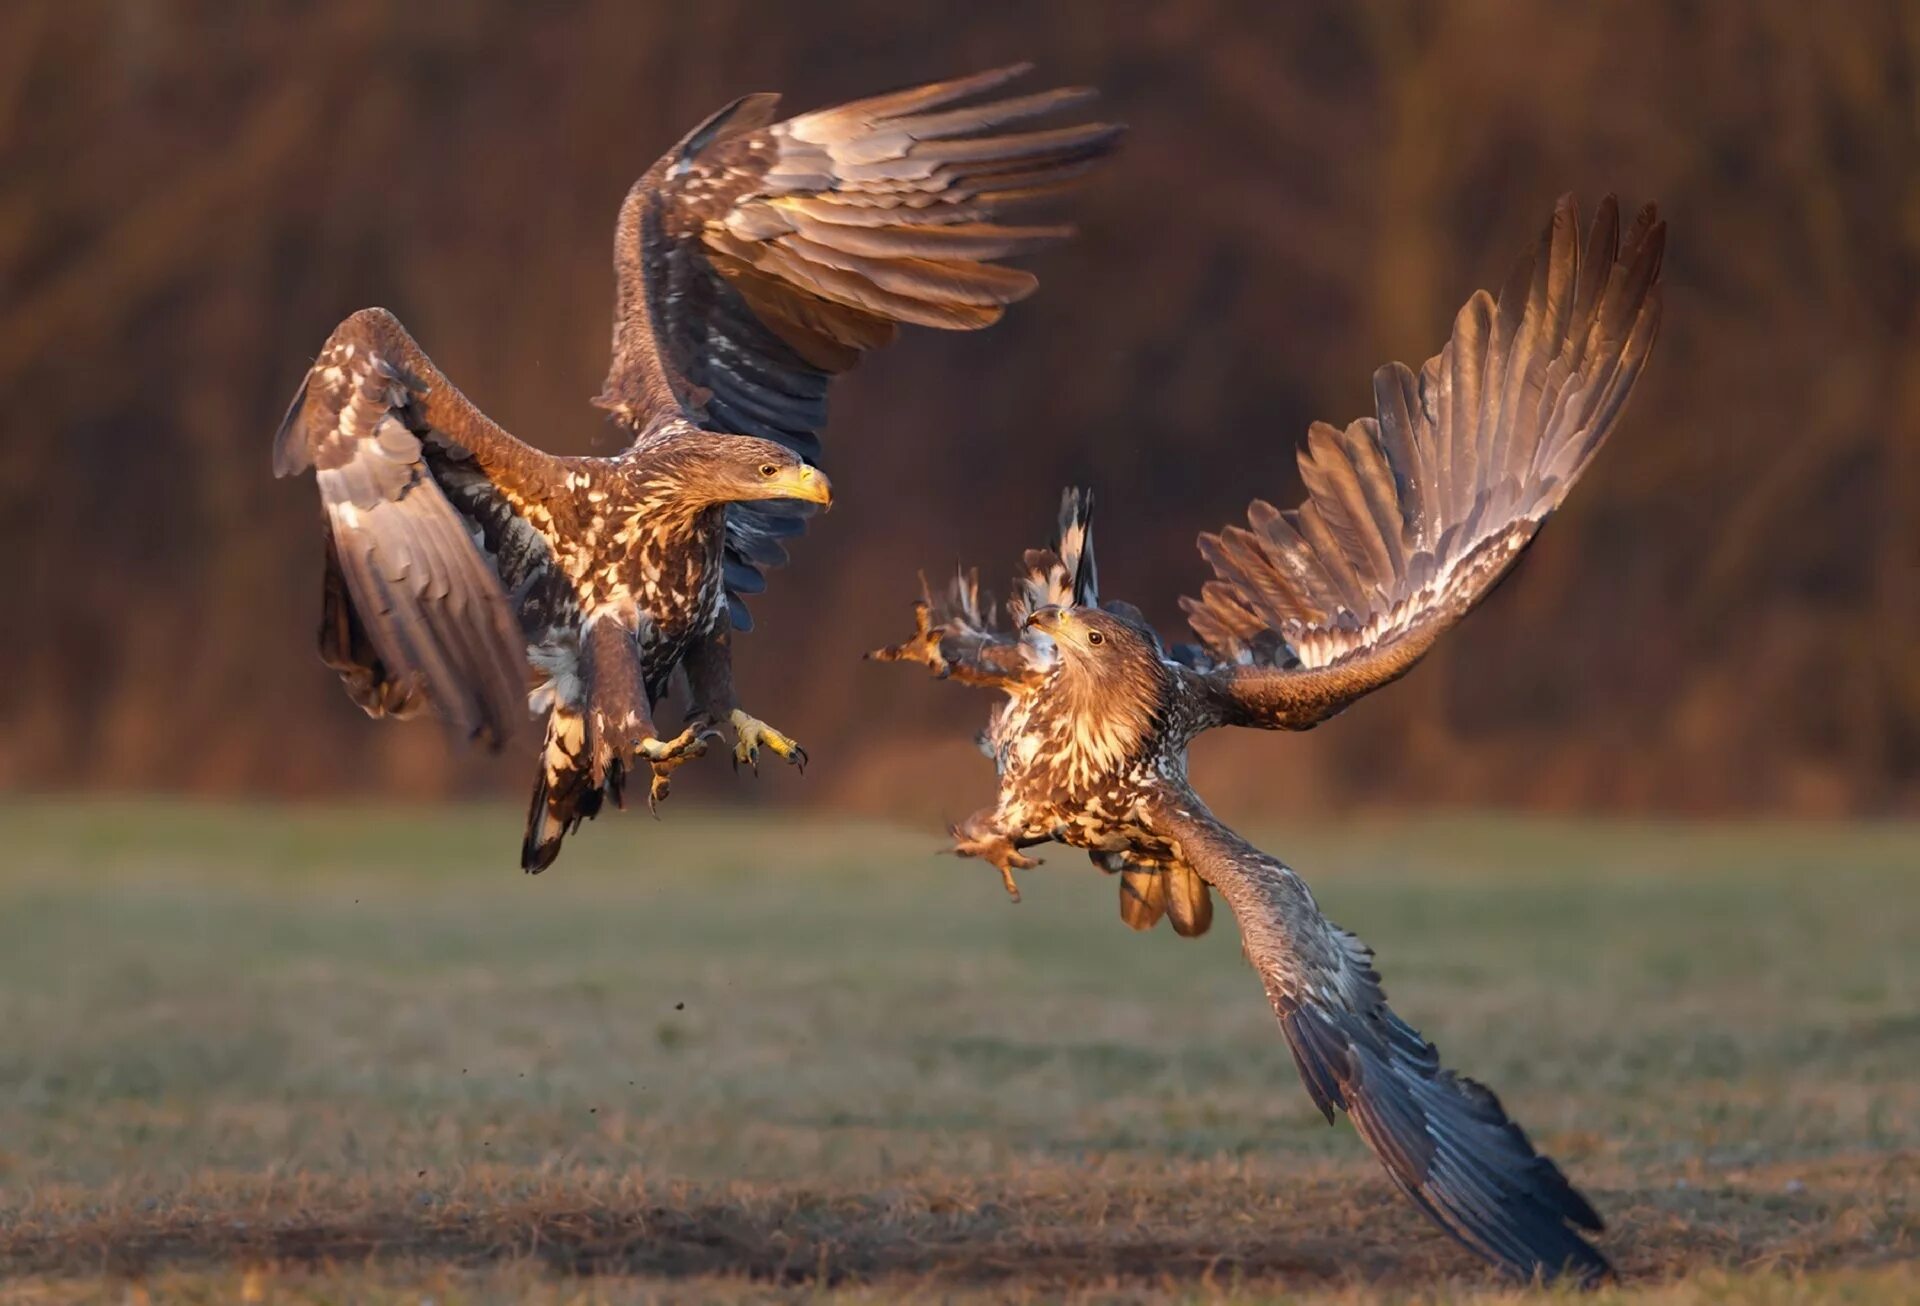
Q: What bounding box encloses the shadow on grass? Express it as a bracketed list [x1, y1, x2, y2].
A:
[3, 1170, 1908, 1290]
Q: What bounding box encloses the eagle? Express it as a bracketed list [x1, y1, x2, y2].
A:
[272, 66, 1119, 871]
[873, 195, 1664, 1283]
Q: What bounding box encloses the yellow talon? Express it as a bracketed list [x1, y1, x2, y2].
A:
[729, 709, 807, 774]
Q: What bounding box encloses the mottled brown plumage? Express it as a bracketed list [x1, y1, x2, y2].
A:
[874, 196, 1664, 1283]
[274, 68, 1118, 869]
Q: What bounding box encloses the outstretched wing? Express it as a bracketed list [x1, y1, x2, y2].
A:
[1145, 794, 1611, 1284]
[601, 66, 1122, 628]
[1013, 484, 1099, 619]
[870, 486, 1097, 692]
[275, 309, 567, 747]
[1182, 196, 1664, 729]
[944, 484, 1098, 657]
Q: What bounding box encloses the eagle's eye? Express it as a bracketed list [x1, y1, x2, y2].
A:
[1086, 629, 1106, 647]
[758, 462, 779, 478]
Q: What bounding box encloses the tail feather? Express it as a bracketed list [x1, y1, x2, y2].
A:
[1111, 857, 1215, 938]
[522, 706, 601, 873]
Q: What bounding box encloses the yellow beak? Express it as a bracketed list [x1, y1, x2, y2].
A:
[776, 464, 833, 508]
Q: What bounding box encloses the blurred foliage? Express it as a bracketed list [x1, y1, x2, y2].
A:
[0, 0, 1914, 813]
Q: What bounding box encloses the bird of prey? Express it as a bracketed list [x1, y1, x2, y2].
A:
[872, 195, 1664, 1283]
[273, 66, 1119, 871]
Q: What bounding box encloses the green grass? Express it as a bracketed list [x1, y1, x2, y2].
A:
[0, 802, 1915, 1302]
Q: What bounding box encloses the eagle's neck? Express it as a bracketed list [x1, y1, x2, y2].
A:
[625, 468, 718, 530]
[551, 460, 725, 638]
[1038, 662, 1168, 799]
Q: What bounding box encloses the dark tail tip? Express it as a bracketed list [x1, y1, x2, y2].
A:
[522, 775, 564, 874]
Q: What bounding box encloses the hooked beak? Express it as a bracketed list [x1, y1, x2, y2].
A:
[776, 464, 832, 509]
[1024, 605, 1065, 632]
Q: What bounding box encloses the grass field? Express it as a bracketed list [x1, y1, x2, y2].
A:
[0, 802, 1914, 1303]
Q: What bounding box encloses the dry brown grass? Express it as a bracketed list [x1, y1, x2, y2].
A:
[0, 804, 1914, 1301]
[4, 1154, 1915, 1291]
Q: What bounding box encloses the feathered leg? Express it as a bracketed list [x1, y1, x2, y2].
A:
[522, 620, 711, 869]
[580, 617, 711, 813]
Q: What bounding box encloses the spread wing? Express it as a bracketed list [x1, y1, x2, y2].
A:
[1145, 794, 1611, 1284]
[1012, 483, 1100, 619]
[600, 66, 1121, 628]
[274, 309, 568, 747]
[870, 486, 1097, 693]
[1181, 196, 1664, 729]
[942, 484, 1097, 658]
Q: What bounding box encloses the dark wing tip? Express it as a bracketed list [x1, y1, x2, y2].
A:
[271, 374, 311, 477]
[1362, 1053, 1613, 1282]
[1277, 999, 1612, 1284]
[673, 91, 784, 166]
[1055, 485, 1097, 606]
[1638, 217, 1669, 279]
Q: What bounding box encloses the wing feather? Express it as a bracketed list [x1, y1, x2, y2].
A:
[1181, 196, 1665, 727]
[597, 68, 1120, 627]
[275, 310, 560, 747]
[1145, 795, 1611, 1285]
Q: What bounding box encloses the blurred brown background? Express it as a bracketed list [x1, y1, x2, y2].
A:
[1, 0, 1914, 817]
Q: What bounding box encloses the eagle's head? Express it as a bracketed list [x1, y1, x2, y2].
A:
[1022, 604, 1171, 783]
[664, 433, 833, 510]
[1024, 604, 1164, 669]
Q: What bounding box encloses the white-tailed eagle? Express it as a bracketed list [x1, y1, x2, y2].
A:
[873, 196, 1664, 1283]
[274, 66, 1119, 869]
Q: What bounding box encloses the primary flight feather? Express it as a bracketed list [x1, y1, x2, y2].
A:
[873, 195, 1664, 1283]
[274, 66, 1120, 870]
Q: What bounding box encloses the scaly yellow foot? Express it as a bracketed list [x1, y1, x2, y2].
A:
[641, 724, 718, 814]
[729, 709, 807, 774]
[638, 723, 712, 765]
